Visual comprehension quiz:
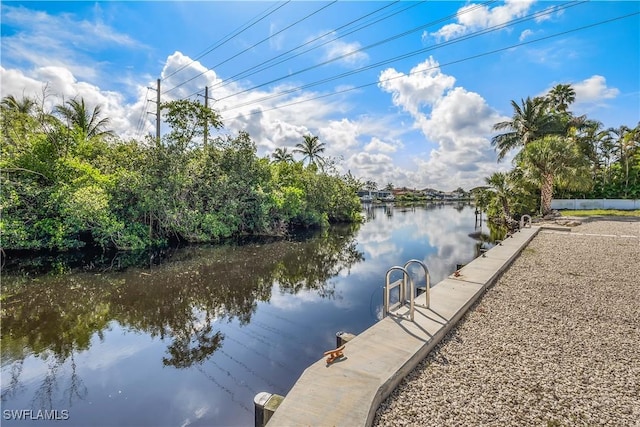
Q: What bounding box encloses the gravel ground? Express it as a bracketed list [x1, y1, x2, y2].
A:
[373, 217, 640, 426]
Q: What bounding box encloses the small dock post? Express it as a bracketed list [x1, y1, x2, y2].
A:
[254, 392, 284, 427]
[336, 331, 356, 347]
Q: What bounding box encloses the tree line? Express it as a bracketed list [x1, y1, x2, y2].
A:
[478, 83, 640, 224]
[0, 93, 362, 251]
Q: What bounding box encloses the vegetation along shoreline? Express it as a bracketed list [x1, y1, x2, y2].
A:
[2, 83, 638, 257]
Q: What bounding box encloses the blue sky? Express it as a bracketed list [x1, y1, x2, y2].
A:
[2, 1, 639, 190]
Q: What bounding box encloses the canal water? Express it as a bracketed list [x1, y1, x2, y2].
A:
[1, 203, 496, 426]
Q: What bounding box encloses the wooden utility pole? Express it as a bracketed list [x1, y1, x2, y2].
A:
[204, 86, 208, 148]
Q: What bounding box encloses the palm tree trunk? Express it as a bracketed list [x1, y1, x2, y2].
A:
[540, 173, 554, 215]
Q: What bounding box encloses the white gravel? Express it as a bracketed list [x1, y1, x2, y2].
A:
[374, 217, 640, 426]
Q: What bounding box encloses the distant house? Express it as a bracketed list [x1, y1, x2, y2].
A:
[357, 190, 394, 201]
[377, 190, 394, 200]
[392, 187, 415, 197]
[442, 192, 457, 200]
[420, 188, 442, 199]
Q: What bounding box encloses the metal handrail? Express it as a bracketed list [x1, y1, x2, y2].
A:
[403, 259, 431, 309]
[520, 214, 532, 229]
[383, 266, 414, 321]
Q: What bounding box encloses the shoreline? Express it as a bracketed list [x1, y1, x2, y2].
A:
[373, 217, 640, 426]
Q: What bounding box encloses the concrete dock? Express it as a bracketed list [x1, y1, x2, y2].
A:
[266, 226, 540, 427]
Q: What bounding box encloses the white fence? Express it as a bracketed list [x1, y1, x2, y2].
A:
[551, 199, 640, 210]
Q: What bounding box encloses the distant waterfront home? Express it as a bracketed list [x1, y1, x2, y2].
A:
[391, 187, 416, 197]
[357, 190, 394, 201]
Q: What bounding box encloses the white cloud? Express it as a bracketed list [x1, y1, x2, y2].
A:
[378, 59, 506, 191]
[519, 29, 534, 41]
[364, 137, 398, 153]
[573, 75, 620, 105]
[1, 5, 145, 81]
[378, 57, 456, 117]
[431, 0, 535, 41]
[322, 39, 369, 67]
[535, 5, 565, 23]
[320, 118, 361, 153]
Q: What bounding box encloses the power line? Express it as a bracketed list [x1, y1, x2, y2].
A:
[217, 1, 585, 114]
[161, 1, 290, 82]
[134, 87, 151, 138]
[204, 1, 417, 94]
[218, 10, 639, 123]
[162, 1, 338, 96]
[177, 0, 486, 102]
[203, 0, 500, 104]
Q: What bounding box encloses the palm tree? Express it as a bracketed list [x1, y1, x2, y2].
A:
[567, 119, 610, 184]
[547, 84, 576, 114]
[294, 134, 326, 169]
[609, 124, 640, 196]
[55, 98, 114, 141]
[1, 95, 36, 115]
[492, 97, 558, 161]
[272, 147, 294, 163]
[516, 135, 591, 215]
[485, 172, 515, 223]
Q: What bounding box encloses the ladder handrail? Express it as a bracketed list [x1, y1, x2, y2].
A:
[383, 266, 414, 321]
[520, 214, 532, 229]
[403, 259, 431, 308]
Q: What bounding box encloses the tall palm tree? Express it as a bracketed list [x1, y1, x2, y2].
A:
[491, 97, 558, 161]
[55, 98, 114, 141]
[294, 134, 326, 169]
[547, 83, 576, 114]
[272, 147, 294, 163]
[516, 135, 591, 215]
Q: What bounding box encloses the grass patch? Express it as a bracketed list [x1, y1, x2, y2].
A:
[560, 209, 640, 217]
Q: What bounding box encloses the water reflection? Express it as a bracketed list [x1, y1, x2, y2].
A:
[1, 205, 495, 426]
[1, 226, 363, 419]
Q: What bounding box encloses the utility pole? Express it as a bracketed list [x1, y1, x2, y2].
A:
[204, 86, 208, 148]
[156, 78, 161, 145]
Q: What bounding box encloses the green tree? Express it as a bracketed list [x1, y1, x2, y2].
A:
[492, 97, 559, 161]
[1, 95, 37, 115]
[516, 135, 591, 215]
[161, 99, 223, 151]
[547, 84, 576, 114]
[272, 147, 294, 163]
[55, 98, 115, 142]
[485, 172, 516, 224]
[294, 134, 326, 169]
[610, 125, 640, 197]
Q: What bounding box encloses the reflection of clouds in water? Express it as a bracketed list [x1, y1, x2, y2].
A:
[2, 355, 49, 388]
[176, 388, 213, 427]
[268, 282, 347, 310]
[350, 205, 478, 285]
[419, 211, 478, 284]
[268, 284, 324, 311]
[355, 226, 393, 245]
[385, 205, 477, 285]
[365, 241, 400, 260]
[72, 323, 156, 372]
